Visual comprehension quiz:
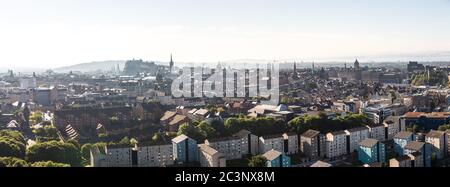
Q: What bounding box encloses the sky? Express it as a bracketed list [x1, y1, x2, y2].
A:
[1, 0, 450, 68]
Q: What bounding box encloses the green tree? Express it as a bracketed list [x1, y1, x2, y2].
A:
[0, 130, 26, 144]
[81, 143, 93, 160]
[31, 161, 70, 167]
[248, 155, 268, 167]
[152, 132, 164, 143]
[130, 138, 138, 147]
[197, 121, 217, 139]
[118, 136, 130, 145]
[29, 112, 43, 125]
[0, 130, 26, 158]
[438, 124, 450, 131]
[26, 141, 82, 167]
[67, 139, 80, 150]
[224, 118, 242, 135]
[177, 123, 206, 142]
[0, 157, 29, 167]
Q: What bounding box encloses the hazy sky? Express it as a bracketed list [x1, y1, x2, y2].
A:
[1, 0, 450, 68]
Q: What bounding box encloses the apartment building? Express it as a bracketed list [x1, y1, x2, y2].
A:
[105, 145, 133, 167]
[366, 123, 386, 141]
[205, 130, 258, 160]
[358, 139, 386, 164]
[259, 134, 284, 154]
[90, 146, 108, 167]
[172, 134, 198, 164]
[300, 130, 326, 160]
[325, 131, 348, 158]
[198, 144, 226, 167]
[425, 130, 447, 159]
[262, 149, 291, 167]
[393, 131, 415, 155]
[404, 141, 431, 167]
[383, 116, 405, 140]
[345, 126, 370, 153]
[389, 155, 411, 167]
[283, 132, 299, 155]
[136, 143, 174, 167]
[90, 143, 174, 167]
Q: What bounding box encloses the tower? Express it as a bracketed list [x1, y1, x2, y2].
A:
[170, 54, 174, 73]
[312, 62, 315, 72]
[354, 59, 360, 70]
[293, 61, 297, 72]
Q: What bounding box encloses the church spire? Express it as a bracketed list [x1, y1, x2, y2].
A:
[354, 59, 360, 69]
[169, 53, 174, 73]
[294, 61, 297, 72]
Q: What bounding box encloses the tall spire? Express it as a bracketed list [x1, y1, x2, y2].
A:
[169, 53, 174, 73]
[293, 61, 297, 72]
[354, 59, 360, 70]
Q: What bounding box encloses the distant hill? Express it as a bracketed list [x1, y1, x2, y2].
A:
[53, 60, 127, 73]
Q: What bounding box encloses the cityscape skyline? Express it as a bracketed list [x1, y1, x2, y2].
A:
[1, 0, 450, 68]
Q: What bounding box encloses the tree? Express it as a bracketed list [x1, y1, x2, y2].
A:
[0, 157, 29, 167]
[81, 143, 93, 160]
[26, 141, 82, 167]
[29, 112, 43, 125]
[67, 139, 80, 150]
[0, 140, 25, 158]
[248, 155, 267, 167]
[177, 123, 206, 142]
[0, 130, 26, 144]
[0, 130, 26, 158]
[31, 161, 70, 167]
[438, 124, 450, 131]
[197, 121, 217, 139]
[130, 138, 138, 147]
[224, 118, 242, 135]
[118, 136, 130, 145]
[152, 133, 164, 143]
[33, 125, 60, 142]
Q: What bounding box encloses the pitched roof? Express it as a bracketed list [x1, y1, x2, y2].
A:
[330, 130, 347, 136]
[263, 149, 282, 161]
[233, 129, 252, 139]
[6, 120, 19, 128]
[160, 111, 177, 121]
[301, 130, 321, 138]
[404, 141, 425, 152]
[188, 109, 198, 114]
[172, 134, 189, 143]
[359, 139, 379, 148]
[394, 131, 413, 140]
[426, 130, 445, 139]
[194, 109, 209, 116]
[169, 115, 188, 126]
[310, 160, 332, 167]
[199, 144, 219, 156]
